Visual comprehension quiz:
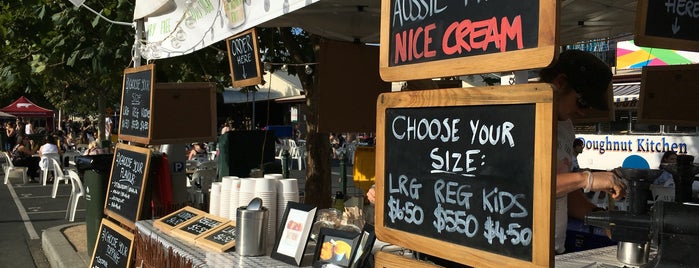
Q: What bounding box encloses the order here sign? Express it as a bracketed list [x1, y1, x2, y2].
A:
[379, 0, 557, 82]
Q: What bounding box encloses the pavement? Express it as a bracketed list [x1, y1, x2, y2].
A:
[42, 158, 367, 268]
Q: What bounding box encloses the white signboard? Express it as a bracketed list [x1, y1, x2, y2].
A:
[143, 0, 319, 60]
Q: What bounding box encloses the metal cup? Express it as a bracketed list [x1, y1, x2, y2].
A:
[235, 206, 268, 256]
[617, 241, 649, 266]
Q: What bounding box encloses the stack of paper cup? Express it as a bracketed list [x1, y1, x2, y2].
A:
[209, 182, 222, 216]
[255, 178, 277, 254]
[228, 177, 241, 222]
[277, 178, 300, 228]
[238, 178, 256, 208]
[264, 173, 283, 180]
[220, 176, 237, 219]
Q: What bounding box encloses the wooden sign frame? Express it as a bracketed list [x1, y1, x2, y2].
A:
[89, 218, 134, 268]
[375, 84, 555, 267]
[638, 64, 699, 125]
[634, 0, 699, 52]
[118, 64, 155, 144]
[170, 214, 230, 243]
[195, 221, 237, 252]
[104, 143, 152, 229]
[153, 206, 206, 233]
[227, 28, 262, 88]
[379, 0, 558, 81]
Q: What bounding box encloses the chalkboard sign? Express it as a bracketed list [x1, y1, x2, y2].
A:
[119, 64, 154, 144]
[153, 206, 205, 233]
[89, 219, 134, 268]
[635, 0, 699, 52]
[195, 222, 237, 252]
[375, 84, 555, 268]
[227, 28, 262, 87]
[379, 0, 557, 81]
[171, 214, 230, 242]
[104, 143, 152, 229]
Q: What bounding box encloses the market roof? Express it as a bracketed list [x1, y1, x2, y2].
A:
[1, 96, 55, 117]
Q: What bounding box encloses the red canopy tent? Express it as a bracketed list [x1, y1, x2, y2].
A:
[1, 96, 55, 131]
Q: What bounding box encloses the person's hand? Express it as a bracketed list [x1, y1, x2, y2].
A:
[366, 186, 376, 204]
[590, 171, 626, 200]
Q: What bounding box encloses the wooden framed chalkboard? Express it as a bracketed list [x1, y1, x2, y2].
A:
[195, 221, 237, 252]
[227, 28, 262, 88]
[89, 219, 134, 268]
[119, 64, 155, 144]
[170, 214, 230, 243]
[375, 84, 555, 267]
[104, 143, 152, 229]
[379, 0, 557, 81]
[635, 0, 699, 52]
[638, 64, 699, 125]
[153, 206, 206, 233]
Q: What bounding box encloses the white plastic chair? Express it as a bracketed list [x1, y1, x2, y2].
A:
[50, 158, 71, 198]
[65, 169, 84, 222]
[3, 152, 28, 185]
[40, 152, 62, 186]
[290, 144, 306, 170]
[62, 150, 81, 167]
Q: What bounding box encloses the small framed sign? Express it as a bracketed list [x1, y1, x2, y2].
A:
[226, 28, 262, 88]
[89, 219, 134, 268]
[350, 224, 376, 268]
[312, 228, 361, 268]
[170, 214, 230, 243]
[104, 143, 152, 229]
[195, 222, 237, 252]
[271, 202, 318, 266]
[153, 206, 205, 233]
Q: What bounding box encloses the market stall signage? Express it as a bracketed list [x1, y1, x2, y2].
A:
[119, 64, 154, 144]
[375, 84, 555, 267]
[104, 143, 152, 229]
[227, 28, 262, 88]
[171, 214, 230, 243]
[639, 64, 699, 125]
[379, 0, 557, 81]
[89, 219, 134, 268]
[635, 0, 699, 52]
[195, 222, 237, 252]
[153, 206, 205, 233]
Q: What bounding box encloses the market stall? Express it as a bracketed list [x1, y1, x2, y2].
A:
[1, 96, 55, 132]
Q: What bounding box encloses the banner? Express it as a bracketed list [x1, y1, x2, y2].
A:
[143, 0, 319, 60]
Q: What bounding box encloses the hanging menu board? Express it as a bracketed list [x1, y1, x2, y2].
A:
[227, 28, 262, 87]
[89, 219, 134, 268]
[375, 84, 555, 268]
[104, 143, 152, 229]
[635, 0, 699, 52]
[379, 0, 557, 81]
[119, 64, 154, 144]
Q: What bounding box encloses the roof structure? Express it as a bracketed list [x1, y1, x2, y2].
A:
[1, 96, 54, 117]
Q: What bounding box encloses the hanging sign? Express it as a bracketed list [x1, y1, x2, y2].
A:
[375, 84, 555, 267]
[635, 0, 699, 52]
[119, 64, 154, 144]
[227, 28, 262, 87]
[379, 0, 558, 81]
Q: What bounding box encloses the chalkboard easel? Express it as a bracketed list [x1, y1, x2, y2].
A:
[90, 218, 134, 268]
[375, 84, 555, 268]
[104, 143, 152, 229]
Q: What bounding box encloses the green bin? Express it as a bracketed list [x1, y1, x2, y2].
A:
[75, 154, 113, 254]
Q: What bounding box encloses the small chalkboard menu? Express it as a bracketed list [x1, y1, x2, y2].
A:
[153, 206, 206, 233]
[379, 0, 556, 81]
[104, 143, 152, 229]
[195, 222, 237, 252]
[119, 64, 154, 144]
[375, 84, 555, 267]
[90, 219, 134, 268]
[227, 28, 262, 88]
[171, 214, 230, 242]
[635, 0, 699, 52]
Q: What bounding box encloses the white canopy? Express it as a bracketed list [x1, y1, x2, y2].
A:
[222, 70, 303, 104]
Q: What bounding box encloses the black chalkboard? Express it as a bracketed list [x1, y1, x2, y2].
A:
[227, 28, 262, 88]
[375, 85, 555, 267]
[379, 0, 556, 81]
[154, 206, 205, 232]
[635, 0, 699, 51]
[383, 105, 535, 260]
[105, 143, 151, 229]
[171, 214, 230, 242]
[89, 219, 134, 268]
[119, 64, 154, 143]
[203, 224, 236, 244]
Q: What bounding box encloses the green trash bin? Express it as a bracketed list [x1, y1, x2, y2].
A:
[75, 154, 113, 254]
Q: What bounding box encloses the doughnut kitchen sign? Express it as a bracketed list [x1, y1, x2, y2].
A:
[379, 0, 557, 81]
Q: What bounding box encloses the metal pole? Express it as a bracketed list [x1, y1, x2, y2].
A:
[340, 151, 347, 197]
[134, 19, 144, 67]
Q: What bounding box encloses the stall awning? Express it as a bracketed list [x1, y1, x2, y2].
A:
[223, 71, 303, 104]
[613, 82, 640, 110]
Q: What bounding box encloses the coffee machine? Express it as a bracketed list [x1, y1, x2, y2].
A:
[585, 155, 699, 267]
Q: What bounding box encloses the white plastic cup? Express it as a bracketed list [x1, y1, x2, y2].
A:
[255, 178, 277, 193]
[278, 178, 299, 193]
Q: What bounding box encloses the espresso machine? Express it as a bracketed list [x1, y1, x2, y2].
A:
[585, 155, 699, 267]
